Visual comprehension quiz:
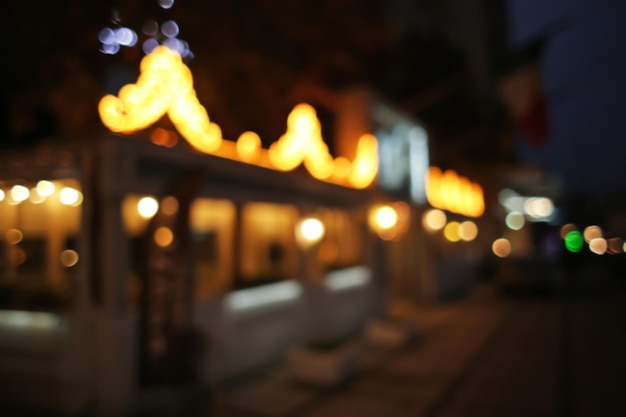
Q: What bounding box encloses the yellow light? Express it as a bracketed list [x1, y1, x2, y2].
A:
[10, 185, 29, 203]
[423, 208, 447, 232]
[440, 170, 459, 213]
[59, 187, 82, 206]
[138, 197, 159, 218]
[492, 238, 511, 258]
[29, 189, 46, 204]
[459, 221, 478, 241]
[0, 189, 4, 201]
[348, 134, 378, 189]
[36, 180, 55, 197]
[98, 46, 379, 190]
[295, 217, 325, 248]
[589, 238, 607, 255]
[6, 229, 23, 245]
[425, 166, 443, 209]
[236, 131, 262, 163]
[583, 225, 602, 243]
[154, 227, 174, 247]
[160, 196, 178, 215]
[60, 250, 79, 267]
[443, 221, 461, 242]
[375, 205, 398, 230]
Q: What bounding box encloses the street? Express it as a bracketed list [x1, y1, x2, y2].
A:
[218, 261, 626, 417]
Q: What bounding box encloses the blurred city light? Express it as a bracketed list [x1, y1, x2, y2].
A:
[425, 167, 484, 217]
[459, 221, 478, 241]
[607, 238, 623, 254]
[444, 221, 461, 242]
[422, 208, 446, 232]
[505, 211, 525, 230]
[137, 197, 159, 219]
[60, 250, 79, 267]
[160, 196, 179, 215]
[589, 238, 607, 255]
[565, 230, 584, 253]
[0, 189, 4, 201]
[59, 187, 82, 206]
[583, 225, 603, 243]
[10, 185, 29, 203]
[492, 238, 511, 257]
[154, 226, 174, 247]
[36, 180, 55, 197]
[236, 131, 262, 163]
[560, 223, 577, 239]
[6, 229, 23, 245]
[295, 217, 325, 248]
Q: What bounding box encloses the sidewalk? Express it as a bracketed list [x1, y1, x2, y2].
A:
[213, 285, 515, 417]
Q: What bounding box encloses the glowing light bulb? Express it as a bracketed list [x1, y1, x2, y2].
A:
[10, 185, 29, 203]
[137, 197, 159, 218]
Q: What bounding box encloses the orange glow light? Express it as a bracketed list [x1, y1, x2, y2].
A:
[98, 47, 378, 189]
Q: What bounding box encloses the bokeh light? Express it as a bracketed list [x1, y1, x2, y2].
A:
[6, 229, 23, 245]
[589, 238, 607, 255]
[492, 238, 512, 258]
[560, 223, 577, 239]
[161, 20, 179, 38]
[583, 225, 603, 243]
[138, 197, 159, 219]
[161, 196, 179, 215]
[565, 230, 584, 253]
[443, 221, 461, 242]
[36, 180, 55, 197]
[59, 187, 82, 206]
[295, 218, 325, 248]
[459, 221, 478, 241]
[158, 0, 175, 9]
[607, 238, 624, 254]
[154, 227, 174, 247]
[60, 250, 79, 267]
[505, 211, 525, 230]
[10, 185, 29, 203]
[374, 205, 398, 230]
[422, 208, 447, 232]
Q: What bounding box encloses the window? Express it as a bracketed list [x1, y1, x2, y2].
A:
[240, 203, 299, 285]
[315, 208, 365, 272]
[189, 199, 235, 298]
[0, 179, 82, 311]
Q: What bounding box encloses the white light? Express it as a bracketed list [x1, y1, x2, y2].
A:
[375, 206, 398, 230]
[301, 218, 324, 241]
[161, 20, 179, 38]
[324, 266, 371, 291]
[10, 185, 29, 202]
[158, 0, 175, 9]
[101, 43, 120, 55]
[505, 212, 525, 230]
[36, 180, 55, 197]
[115, 27, 136, 46]
[226, 281, 302, 311]
[0, 310, 62, 330]
[0, 189, 4, 201]
[143, 38, 159, 55]
[98, 28, 116, 44]
[138, 197, 159, 218]
[59, 187, 81, 206]
[589, 238, 607, 255]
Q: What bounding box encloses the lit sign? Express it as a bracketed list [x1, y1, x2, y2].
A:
[99, 46, 378, 189]
[425, 167, 484, 217]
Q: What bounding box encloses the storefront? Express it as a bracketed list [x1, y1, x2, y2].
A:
[0, 135, 384, 416]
